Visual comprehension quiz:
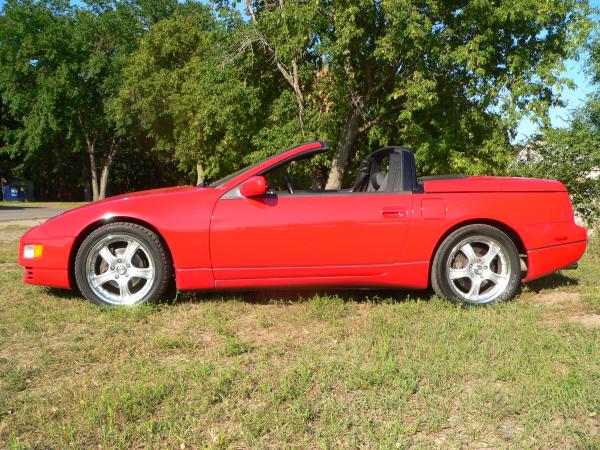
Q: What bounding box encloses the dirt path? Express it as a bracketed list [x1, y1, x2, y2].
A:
[526, 290, 600, 327]
[0, 206, 67, 222]
[0, 219, 45, 241]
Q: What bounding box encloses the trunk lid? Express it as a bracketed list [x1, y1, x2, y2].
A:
[422, 176, 566, 193]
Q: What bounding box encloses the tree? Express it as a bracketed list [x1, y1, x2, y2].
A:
[0, 0, 157, 200]
[219, 0, 591, 188]
[117, 6, 282, 183]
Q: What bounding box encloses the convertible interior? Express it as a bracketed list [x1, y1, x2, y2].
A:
[262, 146, 420, 195]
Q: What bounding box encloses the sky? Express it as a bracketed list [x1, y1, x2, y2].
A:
[514, 56, 596, 143]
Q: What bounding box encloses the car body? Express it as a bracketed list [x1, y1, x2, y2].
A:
[19, 141, 587, 306]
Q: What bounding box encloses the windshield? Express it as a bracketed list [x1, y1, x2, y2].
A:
[208, 143, 327, 188]
[208, 160, 263, 188]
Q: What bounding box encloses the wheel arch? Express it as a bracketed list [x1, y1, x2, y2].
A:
[68, 216, 175, 290]
[428, 219, 527, 284]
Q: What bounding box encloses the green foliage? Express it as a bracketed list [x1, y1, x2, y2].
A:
[0, 0, 595, 196]
[122, 0, 594, 187]
[217, 0, 592, 186]
[117, 7, 269, 180]
[0, 0, 189, 199]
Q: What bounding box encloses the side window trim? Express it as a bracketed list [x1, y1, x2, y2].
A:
[221, 188, 414, 200]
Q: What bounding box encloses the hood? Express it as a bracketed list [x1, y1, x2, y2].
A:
[26, 186, 206, 236]
[60, 186, 199, 215]
[95, 185, 198, 203]
[22, 185, 208, 239]
[422, 176, 567, 193]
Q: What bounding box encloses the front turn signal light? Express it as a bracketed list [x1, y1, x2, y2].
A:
[23, 244, 43, 259]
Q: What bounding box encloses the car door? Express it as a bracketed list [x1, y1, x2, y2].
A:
[209, 191, 413, 281]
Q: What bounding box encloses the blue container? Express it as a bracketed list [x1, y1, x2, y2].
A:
[2, 185, 27, 201]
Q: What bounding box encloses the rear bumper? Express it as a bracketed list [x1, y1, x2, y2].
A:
[523, 240, 587, 282]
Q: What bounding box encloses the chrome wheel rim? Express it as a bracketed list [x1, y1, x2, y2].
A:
[446, 236, 511, 304]
[85, 234, 155, 305]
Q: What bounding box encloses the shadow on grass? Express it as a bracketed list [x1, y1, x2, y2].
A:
[525, 271, 579, 293]
[0, 205, 28, 211]
[49, 272, 579, 308]
[176, 287, 430, 306]
[46, 287, 82, 301]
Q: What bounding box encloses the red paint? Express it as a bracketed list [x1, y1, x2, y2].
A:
[238, 176, 267, 198]
[421, 198, 446, 220]
[18, 141, 587, 293]
[524, 241, 587, 281]
[209, 193, 413, 280]
[423, 177, 567, 193]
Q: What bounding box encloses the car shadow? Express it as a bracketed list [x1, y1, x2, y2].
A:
[47, 285, 430, 306]
[0, 205, 28, 211]
[524, 271, 579, 293]
[49, 272, 580, 306]
[46, 288, 81, 300]
[177, 287, 430, 305]
[170, 271, 582, 306]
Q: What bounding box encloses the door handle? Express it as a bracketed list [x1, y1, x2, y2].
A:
[381, 207, 407, 218]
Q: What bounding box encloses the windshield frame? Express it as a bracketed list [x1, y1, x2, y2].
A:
[208, 160, 264, 188]
[207, 141, 328, 190]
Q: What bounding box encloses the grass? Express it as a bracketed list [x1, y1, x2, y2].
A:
[0, 226, 599, 448]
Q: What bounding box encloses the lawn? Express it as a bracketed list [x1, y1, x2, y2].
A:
[0, 224, 599, 448]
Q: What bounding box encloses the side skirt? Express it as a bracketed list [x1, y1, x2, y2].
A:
[211, 261, 430, 290]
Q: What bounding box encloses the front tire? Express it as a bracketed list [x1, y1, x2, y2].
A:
[431, 224, 520, 306]
[74, 222, 172, 306]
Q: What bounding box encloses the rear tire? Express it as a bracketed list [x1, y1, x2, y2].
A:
[431, 224, 520, 306]
[74, 222, 172, 306]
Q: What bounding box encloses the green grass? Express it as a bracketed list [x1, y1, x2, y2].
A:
[1, 227, 599, 448]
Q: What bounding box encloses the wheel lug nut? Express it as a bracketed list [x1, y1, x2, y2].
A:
[115, 275, 119, 279]
[126, 264, 130, 268]
[117, 259, 122, 263]
[125, 274, 129, 277]
[110, 266, 114, 270]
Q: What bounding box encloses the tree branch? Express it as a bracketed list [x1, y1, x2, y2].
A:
[242, 0, 305, 134]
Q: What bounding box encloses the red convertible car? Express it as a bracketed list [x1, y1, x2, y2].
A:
[19, 141, 587, 307]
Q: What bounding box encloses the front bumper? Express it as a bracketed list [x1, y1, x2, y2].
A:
[18, 235, 75, 289]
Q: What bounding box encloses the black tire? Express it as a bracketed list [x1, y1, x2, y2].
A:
[431, 224, 520, 306]
[74, 222, 172, 306]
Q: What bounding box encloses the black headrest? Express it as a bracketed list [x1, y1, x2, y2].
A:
[371, 172, 386, 190]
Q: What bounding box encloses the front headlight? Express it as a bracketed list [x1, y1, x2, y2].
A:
[23, 244, 43, 259]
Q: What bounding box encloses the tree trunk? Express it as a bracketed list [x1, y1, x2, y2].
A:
[80, 118, 101, 201]
[98, 138, 118, 200]
[325, 105, 362, 189]
[196, 163, 204, 185]
[86, 138, 100, 201]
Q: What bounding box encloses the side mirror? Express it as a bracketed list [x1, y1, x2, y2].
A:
[239, 175, 267, 198]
